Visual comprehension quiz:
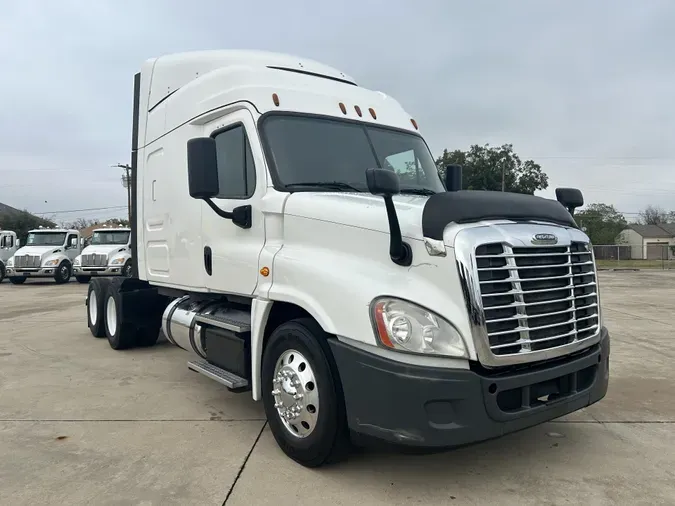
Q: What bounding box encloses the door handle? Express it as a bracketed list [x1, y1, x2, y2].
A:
[204, 246, 212, 276]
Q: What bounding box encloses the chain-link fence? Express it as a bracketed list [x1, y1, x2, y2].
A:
[593, 243, 675, 270]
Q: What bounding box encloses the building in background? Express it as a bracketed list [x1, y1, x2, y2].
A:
[617, 224, 675, 260]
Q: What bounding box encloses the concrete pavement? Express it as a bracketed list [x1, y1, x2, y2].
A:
[1, 272, 674, 505]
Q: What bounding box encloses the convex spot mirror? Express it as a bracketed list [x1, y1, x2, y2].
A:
[555, 187, 584, 215]
[187, 137, 219, 199]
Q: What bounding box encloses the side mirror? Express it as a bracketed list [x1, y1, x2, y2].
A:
[444, 164, 462, 192]
[187, 137, 219, 199]
[16, 239, 20, 247]
[187, 136, 252, 229]
[365, 168, 412, 267]
[69, 237, 78, 248]
[555, 187, 584, 215]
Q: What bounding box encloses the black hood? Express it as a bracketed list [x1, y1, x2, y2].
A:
[422, 190, 578, 240]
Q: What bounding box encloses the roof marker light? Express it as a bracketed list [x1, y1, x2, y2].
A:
[369, 108, 377, 119]
[272, 93, 280, 106]
[339, 102, 347, 114]
[354, 105, 362, 117]
[410, 118, 418, 130]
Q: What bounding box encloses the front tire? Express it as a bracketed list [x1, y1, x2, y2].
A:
[123, 260, 133, 278]
[261, 318, 350, 468]
[54, 261, 71, 284]
[0, 262, 5, 283]
[9, 277, 26, 285]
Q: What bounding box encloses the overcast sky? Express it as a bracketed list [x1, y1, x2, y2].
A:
[1, 0, 674, 224]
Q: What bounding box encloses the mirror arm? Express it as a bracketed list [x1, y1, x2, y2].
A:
[383, 196, 412, 267]
[203, 198, 252, 229]
[204, 197, 233, 219]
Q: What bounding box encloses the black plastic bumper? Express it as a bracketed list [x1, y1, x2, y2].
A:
[328, 327, 610, 448]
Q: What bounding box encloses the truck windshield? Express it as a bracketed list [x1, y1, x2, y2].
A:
[26, 232, 66, 246]
[261, 114, 445, 194]
[91, 231, 130, 245]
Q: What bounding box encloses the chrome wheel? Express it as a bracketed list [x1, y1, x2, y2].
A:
[88, 290, 98, 326]
[271, 349, 319, 438]
[106, 295, 117, 334]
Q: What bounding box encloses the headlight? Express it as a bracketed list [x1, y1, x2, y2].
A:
[110, 257, 125, 265]
[370, 297, 468, 358]
[7, 258, 13, 267]
[43, 259, 59, 266]
[74, 257, 81, 266]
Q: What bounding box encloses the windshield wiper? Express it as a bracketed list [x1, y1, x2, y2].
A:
[286, 182, 363, 192]
[399, 188, 437, 196]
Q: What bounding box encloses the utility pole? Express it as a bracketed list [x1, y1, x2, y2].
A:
[112, 163, 132, 224]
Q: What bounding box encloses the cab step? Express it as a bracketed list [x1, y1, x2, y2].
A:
[187, 359, 250, 391]
[195, 311, 251, 333]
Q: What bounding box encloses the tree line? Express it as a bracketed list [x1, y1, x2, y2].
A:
[1, 142, 670, 247]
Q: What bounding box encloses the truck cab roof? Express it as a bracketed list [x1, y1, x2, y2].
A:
[140, 50, 420, 148]
[28, 228, 78, 234]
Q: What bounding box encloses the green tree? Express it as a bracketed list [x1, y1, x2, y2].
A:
[0, 210, 56, 244]
[574, 203, 627, 245]
[435, 143, 549, 194]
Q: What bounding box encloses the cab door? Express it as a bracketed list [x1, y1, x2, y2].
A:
[201, 109, 267, 296]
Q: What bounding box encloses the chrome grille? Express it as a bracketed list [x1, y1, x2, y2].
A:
[14, 255, 40, 268]
[475, 241, 599, 357]
[82, 253, 108, 267]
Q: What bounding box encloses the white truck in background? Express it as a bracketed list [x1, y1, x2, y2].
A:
[0, 230, 19, 282]
[5, 227, 81, 284]
[73, 226, 133, 283]
[84, 50, 610, 468]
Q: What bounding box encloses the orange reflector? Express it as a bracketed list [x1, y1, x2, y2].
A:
[339, 102, 347, 114]
[272, 93, 280, 106]
[260, 267, 270, 277]
[369, 108, 377, 119]
[354, 105, 362, 117]
[373, 302, 394, 348]
[410, 118, 418, 130]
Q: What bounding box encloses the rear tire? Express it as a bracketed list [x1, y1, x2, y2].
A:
[87, 278, 110, 338]
[261, 318, 350, 468]
[76, 275, 91, 284]
[9, 277, 26, 285]
[54, 261, 71, 284]
[135, 326, 160, 347]
[104, 283, 137, 350]
[0, 263, 5, 283]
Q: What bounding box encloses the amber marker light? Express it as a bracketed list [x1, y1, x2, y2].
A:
[354, 105, 362, 117]
[272, 93, 280, 106]
[373, 301, 394, 348]
[410, 118, 418, 130]
[369, 108, 377, 119]
[260, 267, 270, 277]
[339, 102, 347, 114]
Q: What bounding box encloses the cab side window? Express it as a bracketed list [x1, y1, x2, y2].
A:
[213, 125, 256, 199]
[1, 236, 12, 248]
[66, 234, 77, 248]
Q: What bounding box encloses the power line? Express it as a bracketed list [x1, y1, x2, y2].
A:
[31, 205, 127, 215]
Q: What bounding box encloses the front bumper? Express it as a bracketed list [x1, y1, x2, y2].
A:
[6, 267, 58, 278]
[329, 327, 610, 448]
[73, 265, 124, 276]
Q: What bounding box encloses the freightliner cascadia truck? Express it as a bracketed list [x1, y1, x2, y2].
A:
[84, 50, 610, 468]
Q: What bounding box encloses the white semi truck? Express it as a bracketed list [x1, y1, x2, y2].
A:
[73, 226, 133, 283]
[85, 50, 610, 468]
[6, 228, 82, 284]
[0, 230, 19, 282]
